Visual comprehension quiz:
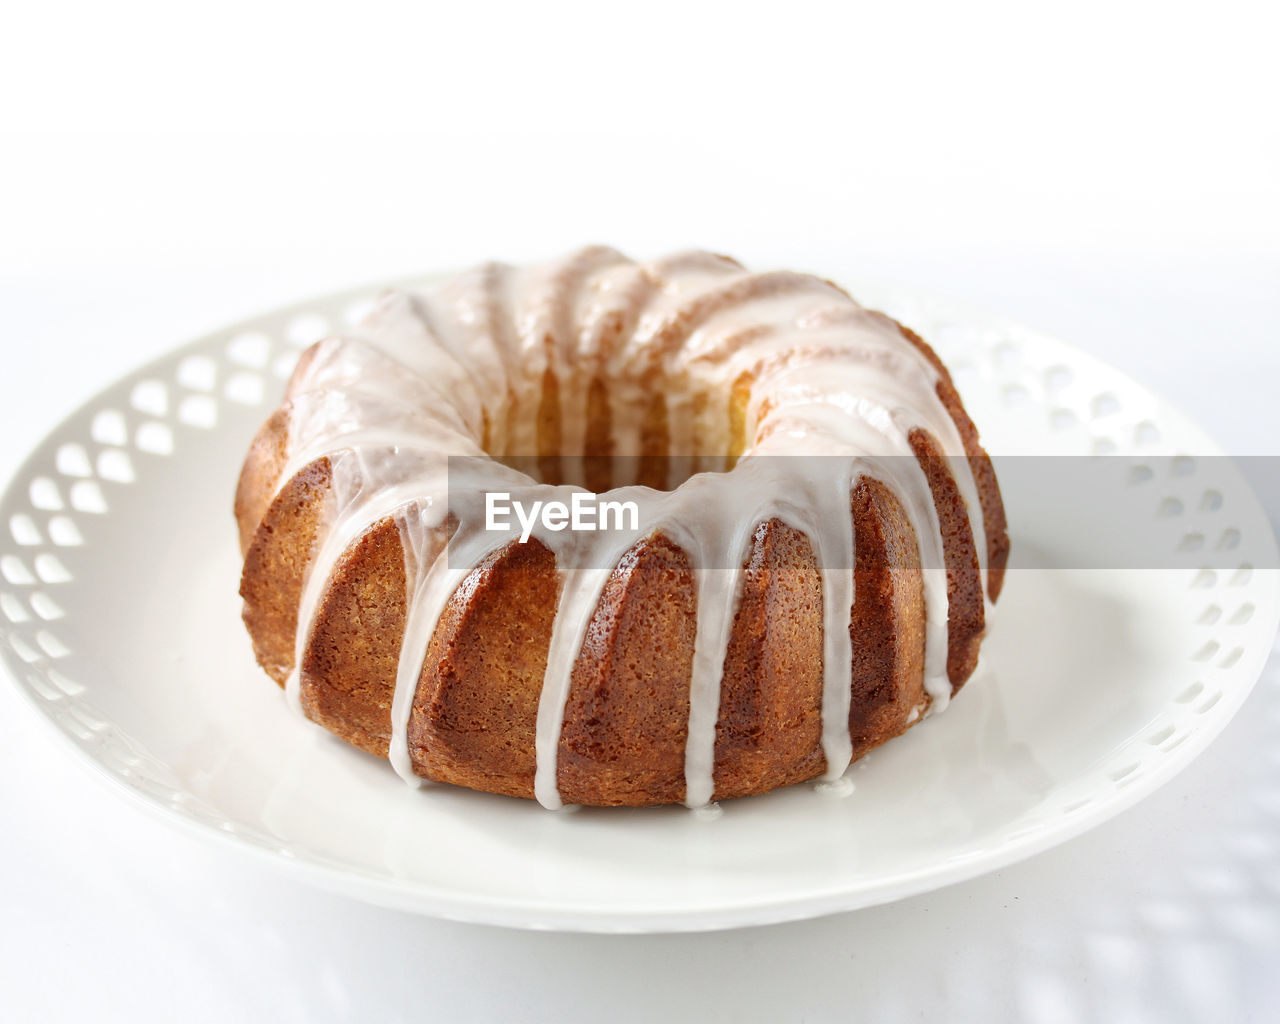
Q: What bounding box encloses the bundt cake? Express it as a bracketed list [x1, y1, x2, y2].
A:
[235, 247, 1009, 808]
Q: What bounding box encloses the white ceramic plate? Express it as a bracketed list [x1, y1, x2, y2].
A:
[1, 276, 1276, 932]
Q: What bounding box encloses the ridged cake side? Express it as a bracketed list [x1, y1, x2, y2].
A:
[236, 248, 1009, 807]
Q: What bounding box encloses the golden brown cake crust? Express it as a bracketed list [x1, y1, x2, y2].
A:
[235, 261, 1009, 808]
[239, 455, 332, 687]
[848, 478, 928, 760]
[893, 319, 1010, 602]
[233, 405, 291, 558]
[712, 518, 825, 801]
[410, 537, 557, 799]
[558, 534, 696, 806]
[909, 427, 985, 690]
[299, 516, 406, 757]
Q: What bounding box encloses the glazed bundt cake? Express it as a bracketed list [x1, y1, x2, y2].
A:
[236, 247, 1009, 808]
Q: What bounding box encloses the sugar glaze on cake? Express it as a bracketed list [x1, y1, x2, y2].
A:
[236, 247, 1009, 808]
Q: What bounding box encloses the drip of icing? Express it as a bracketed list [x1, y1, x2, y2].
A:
[263, 248, 996, 807]
[810, 466, 857, 778]
[390, 502, 450, 786]
[663, 467, 764, 808]
[533, 565, 612, 809]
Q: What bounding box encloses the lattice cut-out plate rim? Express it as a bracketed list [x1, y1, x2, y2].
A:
[0, 271, 1278, 933]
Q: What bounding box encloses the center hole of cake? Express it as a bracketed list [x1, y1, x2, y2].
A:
[489, 370, 751, 492]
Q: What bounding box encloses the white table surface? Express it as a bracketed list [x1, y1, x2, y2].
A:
[3, 3, 1278, 1020]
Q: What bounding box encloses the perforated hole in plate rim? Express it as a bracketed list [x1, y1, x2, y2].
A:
[135, 422, 175, 456]
[69, 480, 107, 514]
[47, 516, 83, 547]
[91, 409, 129, 446]
[29, 592, 64, 620]
[33, 552, 72, 584]
[225, 372, 265, 406]
[176, 357, 216, 392]
[96, 449, 134, 484]
[226, 331, 271, 368]
[55, 444, 93, 478]
[28, 477, 63, 511]
[130, 380, 169, 416]
[178, 394, 218, 428]
[9, 514, 42, 546]
[0, 592, 30, 623]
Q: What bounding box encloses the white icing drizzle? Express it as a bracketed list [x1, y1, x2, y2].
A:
[534, 564, 612, 809]
[260, 248, 996, 807]
[390, 502, 452, 787]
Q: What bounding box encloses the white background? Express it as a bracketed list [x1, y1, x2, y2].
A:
[2, 2, 1278, 1020]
